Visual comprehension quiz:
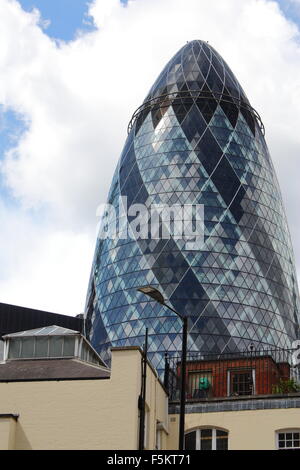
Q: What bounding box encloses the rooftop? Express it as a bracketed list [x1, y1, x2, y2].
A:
[2, 325, 79, 338]
[0, 358, 110, 382]
[166, 347, 300, 403]
[1, 324, 108, 374]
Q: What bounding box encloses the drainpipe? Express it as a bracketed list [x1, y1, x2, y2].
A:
[138, 328, 148, 450]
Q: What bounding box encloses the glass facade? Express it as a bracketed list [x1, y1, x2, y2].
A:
[85, 40, 300, 371]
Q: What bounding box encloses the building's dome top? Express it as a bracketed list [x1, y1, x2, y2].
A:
[144, 39, 249, 106]
[129, 40, 263, 136]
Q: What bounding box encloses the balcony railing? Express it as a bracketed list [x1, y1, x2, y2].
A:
[164, 347, 300, 402]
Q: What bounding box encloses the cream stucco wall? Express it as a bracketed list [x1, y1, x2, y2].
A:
[144, 359, 168, 449]
[0, 417, 17, 450]
[0, 348, 168, 450]
[167, 408, 300, 450]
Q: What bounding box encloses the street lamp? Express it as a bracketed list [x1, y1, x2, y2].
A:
[137, 286, 187, 451]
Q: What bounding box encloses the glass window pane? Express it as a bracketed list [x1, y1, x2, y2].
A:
[200, 429, 213, 450]
[201, 437, 212, 450]
[184, 432, 196, 450]
[49, 336, 64, 357]
[216, 437, 228, 450]
[63, 337, 75, 357]
[38, 326, 57, 335]
[8, 339, 21, 359]
[35, 337, 48, 357]
[21, 337, 34, 358]
[90, 352, 97, 364]
[231, 371, 253, 396]
[201, 429, 212, 438]
[81, 343, 88, 361]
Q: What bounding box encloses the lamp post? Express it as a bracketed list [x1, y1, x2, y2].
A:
[137, 286, 187, 450]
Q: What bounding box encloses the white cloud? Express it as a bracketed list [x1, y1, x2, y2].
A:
[0, 200, 93, 313]
[0, 0, 300, 314]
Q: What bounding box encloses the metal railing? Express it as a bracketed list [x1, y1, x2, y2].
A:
[164, 347, 300, 402]
[128, 90, 265, 135]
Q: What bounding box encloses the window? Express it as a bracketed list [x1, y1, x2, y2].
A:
[49, 336, 64, 357]
[79, 339, 101, 365]
[35, 337, 48, 357]
[188, 371, 212, 398]
[184, 428, 228, 450]
[7, 336, 75, 360]
[22, 337, 34, 358]
[8, 338, 21, 359]
[228, 369, 255, 396]
[63, 336, 75, 356]
[277, 430, 300, 450]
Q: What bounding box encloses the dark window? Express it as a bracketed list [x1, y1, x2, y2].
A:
[185, 428, 228, 450]
[201, 428, 213, 450]
[216, 430, 228, 450]
[230, 370, 254, 396]
[184, 431, 196, 450]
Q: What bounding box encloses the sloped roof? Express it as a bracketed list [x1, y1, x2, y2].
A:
[0, 358, 110, 381]
[3, 325, 79, 339]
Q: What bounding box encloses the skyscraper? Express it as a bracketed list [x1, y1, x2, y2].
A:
[85, 40, 300, 371]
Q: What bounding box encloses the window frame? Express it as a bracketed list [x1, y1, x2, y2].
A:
[276, 429, 300, 450]
[7, 335, 76, 360]
[184, 427, 229, 450]
[227, 368, 256, 396]
[188, 370, 213, 398]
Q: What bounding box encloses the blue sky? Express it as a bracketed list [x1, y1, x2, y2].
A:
[0, 108, 27, 203]
[18, 0, 128, 41]
[0, 108, 27, 157]
[18, 0, 96, 41]
[277, 0, 300, 26]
